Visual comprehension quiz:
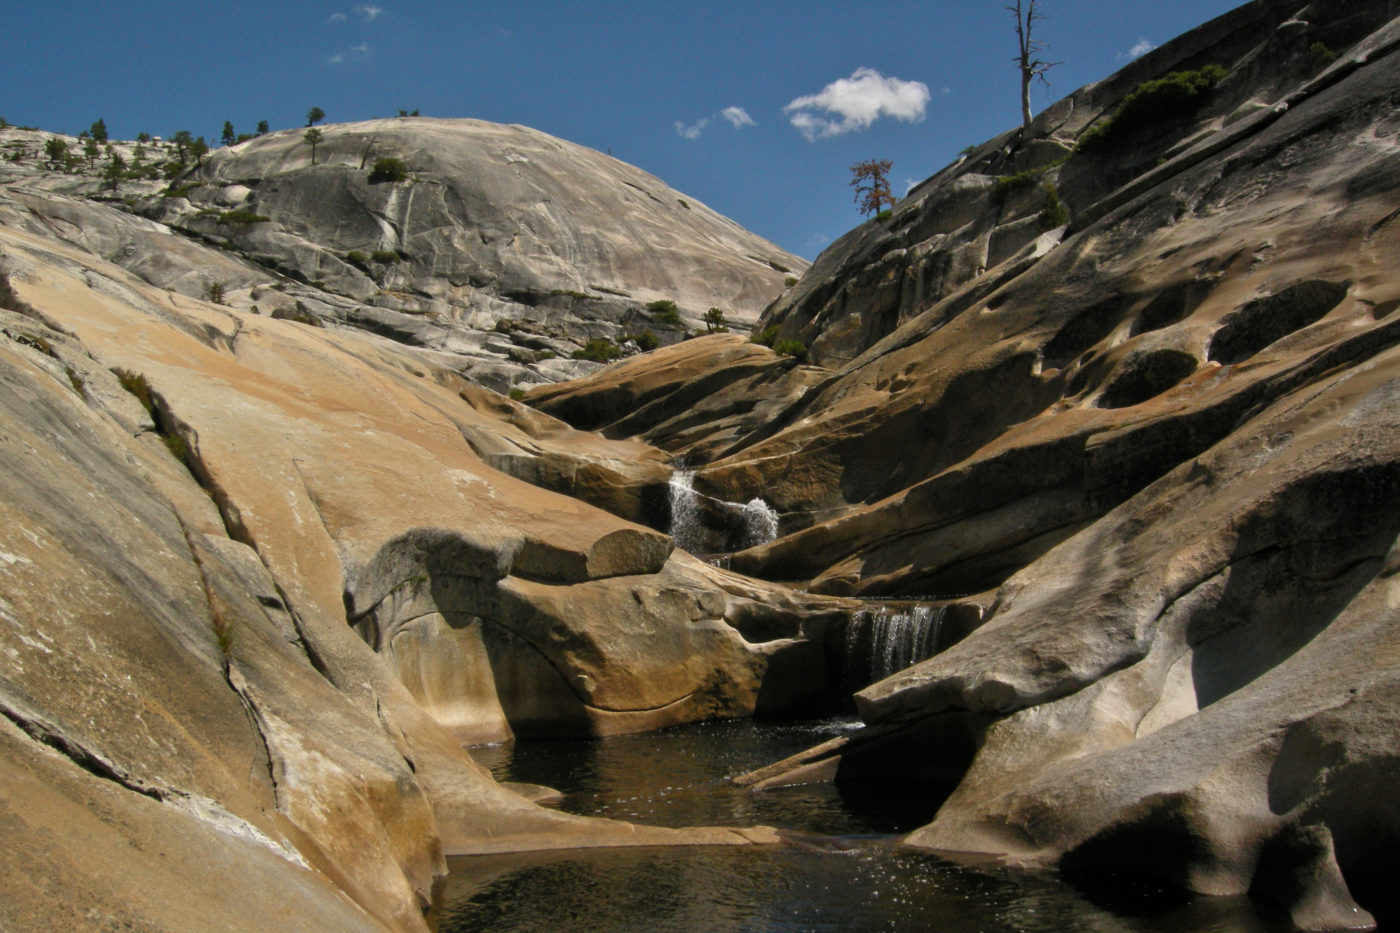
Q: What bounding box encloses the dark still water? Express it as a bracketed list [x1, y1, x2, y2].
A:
[445, 718, 1292, 933]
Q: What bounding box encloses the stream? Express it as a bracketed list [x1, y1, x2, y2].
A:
[444, 717, 1293, 932]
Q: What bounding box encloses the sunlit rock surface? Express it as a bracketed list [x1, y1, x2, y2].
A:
[548, 1, 1400, 926]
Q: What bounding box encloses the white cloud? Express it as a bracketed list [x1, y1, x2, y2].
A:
[676, 106, 755, 140]
[328, 42, 372, 65]
[720, 106, 755, 128]
[1119, 37, 1156, 60]
[329, 11, 347, 24]
[354, 4, 383, 21]
[675, 118, 709, 140]
[784, 67, 931, 141]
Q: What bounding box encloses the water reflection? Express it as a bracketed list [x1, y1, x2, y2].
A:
[452, 718, 1293, 933]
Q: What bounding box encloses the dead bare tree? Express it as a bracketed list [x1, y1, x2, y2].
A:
[1007, 0, 1060, 128]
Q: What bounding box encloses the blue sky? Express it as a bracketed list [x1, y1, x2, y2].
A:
[2, 1, 1244, 259]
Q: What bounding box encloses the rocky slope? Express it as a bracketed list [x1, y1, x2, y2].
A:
[0, 118, 804, 392]
[0, 127, 826, 929]
[531, 0, 1400, 926]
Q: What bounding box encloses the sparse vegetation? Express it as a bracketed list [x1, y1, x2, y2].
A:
[571, 337, 623, 362]
[773, 339, 808, 361]
[217, 209, 271, 225]
[371, 249, 402, 265]
[752, 325, 779, 347]
[1078, 64, 1227, 151]
[345, 250, 371, 271]
[704, 307, 729, 333]
[115, 368, 154, 413]
[620, 329, 659, 351]
[204, 281, 226, 304]
[784, 276, 799, 288]
[993, 168, 1045, 203]
[1308, 42, 1337, 71]
[164, 181, 204, 200]
[647, 299, 682, 326]
[1039, 182, 1068, 230]
[368, 156, 409, 183]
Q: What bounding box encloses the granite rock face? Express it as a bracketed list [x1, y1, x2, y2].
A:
[526, 1, 1400, 926]
[129, 118, 805, 390]
[0, 180, 811, 928]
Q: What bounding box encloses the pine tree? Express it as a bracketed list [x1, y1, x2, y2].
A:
[303, 127, 324, 165]
[306, 106, 325, 127]
[221, 121, 236, 147]
[850, 159, 896, 217]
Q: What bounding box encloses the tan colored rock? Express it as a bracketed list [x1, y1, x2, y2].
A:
[0, 185, 815, 928]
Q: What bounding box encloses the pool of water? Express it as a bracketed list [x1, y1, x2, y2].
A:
[444, 718, 1294, 932]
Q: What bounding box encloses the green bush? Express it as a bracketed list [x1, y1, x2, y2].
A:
[1039, 183, 1068, 230]
[371, 249, 402, 265]
[620, 329, 659, 351]
[993, 168, 1045, 203]
[571, 337, 623, 362]
[874, 208, 893, 222]
[368, 157, 409, 184]
[345, 250, 370, 271]
[115, 368, 154, 413]
[204, 281, 225, 304]
[217, 209, 270, 225]
[752, 325, 779, 347]
[646, 299, 682, 326]
[1078, 65, 1227, 152]
[784, 276, 799, 288]
[704, 307, 729, 333]
[773, 339, 808, 362]
[1308, 42, 1336, 71]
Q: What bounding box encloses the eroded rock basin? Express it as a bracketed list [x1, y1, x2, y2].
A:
[445, 719, 1296, 932]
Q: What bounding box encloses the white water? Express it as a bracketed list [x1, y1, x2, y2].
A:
[668, 468, 780, 554]
[739, 498, 779, 549]
[668, 468, 705, 553]
[846, 605, 945, 683]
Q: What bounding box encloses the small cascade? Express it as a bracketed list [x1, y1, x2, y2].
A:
[668, 468, 704, 554]
[667, 466, 781, 556]
[845, 605, 946, 686]
[738, 497, 779, 549]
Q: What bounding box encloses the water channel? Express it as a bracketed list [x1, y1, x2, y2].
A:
[445, 717, 1294, 932]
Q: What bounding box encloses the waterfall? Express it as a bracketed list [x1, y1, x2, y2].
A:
[739, 497, 779, 549]
[668, 468, 704, 553]
[845, 605, 945, 685]
[668, 467, 780, 555]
